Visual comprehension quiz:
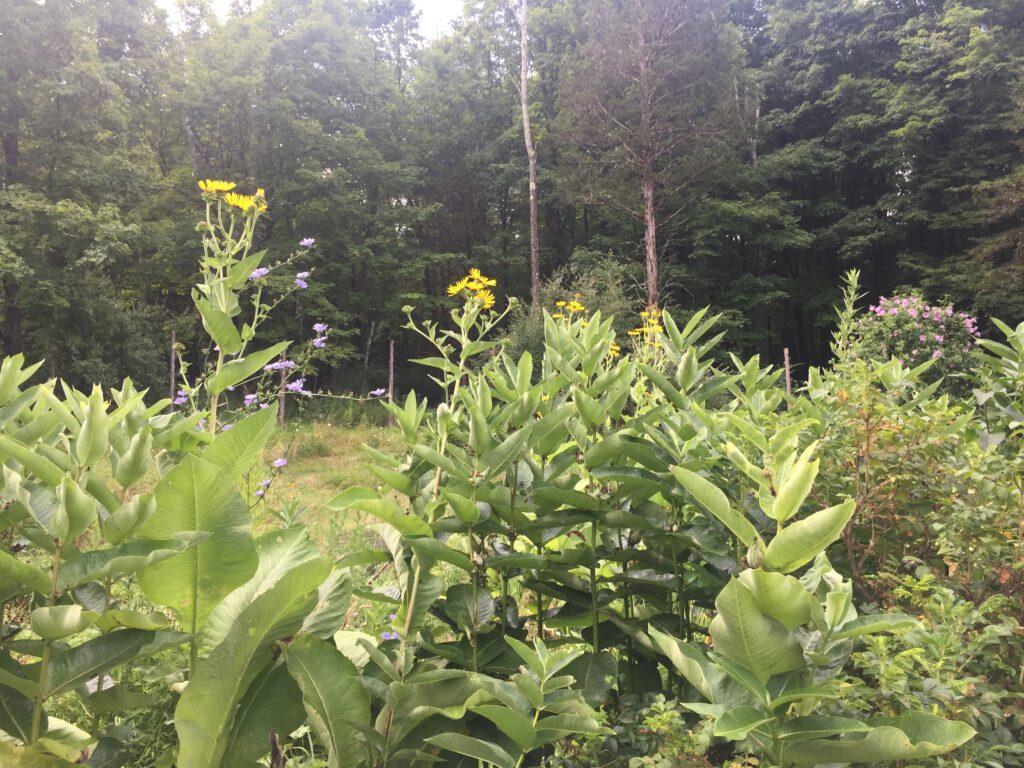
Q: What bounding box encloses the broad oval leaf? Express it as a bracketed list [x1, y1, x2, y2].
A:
[764, 500, 856, 573]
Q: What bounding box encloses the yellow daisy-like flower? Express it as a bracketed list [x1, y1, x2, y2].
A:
[447, 276, 470, 296]
[552, 313, 564, 319]
[627, 329, 641, 336]
[555, 300, 566, 308]
[567, 300, 585, 313]
[609, 342, 621, 358]
[475, 289, 496, 309]
[466, 280, 484, 291]
[198, 179, 236, 193]
[224, 192, 257, 211]
[469, 267, 496, 287]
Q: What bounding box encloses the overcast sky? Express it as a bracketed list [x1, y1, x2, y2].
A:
[155, 0, 463, 38]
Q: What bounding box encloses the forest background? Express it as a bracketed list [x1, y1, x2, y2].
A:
[2, 0, 1023, 396]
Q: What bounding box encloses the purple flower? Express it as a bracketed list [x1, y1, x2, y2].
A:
[173, 389, 188, 406]
[381, 631, 399, 641]
[932, 349, 943, 359]
[295, 278, 308, 289]
[369, 388, 386, 397]
[259, 402, 269, 409]
[249, 267, 270, 281]
[255, 489, 264, 497]
[286, 378, 306, 393]
[273, 457, 287, 468]
[197, 419, 206, 429]
[313, 322, 328, 333]
[244, 393, 258, 407]
[908, 308, 918, 318]
[299, 238, 315, 248]
[313, 337, 326, 349]
[919, 334, 927, 342]
[259, 478, 271, 487]
[934, 334, 944, 342]
[388, 612, 397, 620]
[296, 271, 310, 279]
[265, 359, 297, 371]
[221, 424, 233, 431]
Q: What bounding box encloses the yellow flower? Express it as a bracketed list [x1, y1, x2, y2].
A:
[555, 300, 566, 307]
[466, 280, 484, 291]
[627, 329, 641, 336]
[552, 313, 564, 319]
[447, 276, 470, 296]
[469, 267, 496, 287]
[224, 192, 257, 211]
[609, 342, 621, 357]
[567, 300, 585, 313]
[198, 179, 236, 193]
[475, 289, 496, 309]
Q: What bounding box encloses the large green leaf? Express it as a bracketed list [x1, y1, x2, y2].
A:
[770, 443, 818, 522]
[670, 467, 760, 548]
[0, 742, 68, 767]
[203, 528, 323, 649]
[40, 629, 155, 696]
[326, 495, 431, 538]
[783, 712, 975, 766]
[0, 550, 49, 602]
[0, 682, 37, 743]
[763, 500, 856, 573]
[30, 606, 97, 641]
[202, 406, 278, 481]
[284, 633, 370, 768]
[709, 579, 804, 684]
[737, 569, 813, 629]
[195, 297, 243, 355]
[205, 342, 290, 396]
[222, 663, 306, 768]
[424, 732, 514, 768]
[300, 569, 353, 640]
[174, 541, 328, 768]
[138, 455, 258, 634]
[443, 584, 495, 635]
[57, 536, 201, 591]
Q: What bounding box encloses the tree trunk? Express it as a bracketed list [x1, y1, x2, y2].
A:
[518, 0, 541, 308]
[642, 160, 658, 309]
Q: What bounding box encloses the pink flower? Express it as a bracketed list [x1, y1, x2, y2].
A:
[919, 335, 927, 341]
[908, 309, 918, 318]
[932, 349, 942, 359]
[934, 334, 944, 342]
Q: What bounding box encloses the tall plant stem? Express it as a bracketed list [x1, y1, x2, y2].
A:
[590, 521, 599, 651]
[208, 350, 225, 434]
[31, 540, 63, 743]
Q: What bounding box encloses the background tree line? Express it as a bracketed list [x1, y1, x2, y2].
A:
[1, 0, 1022, 395]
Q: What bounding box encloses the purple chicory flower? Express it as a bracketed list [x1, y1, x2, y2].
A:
[173, 388, 188, 405]
[313, 337, 326, 348]
[197, 419, 206, 429]
[259, 402, 269, 409]
[244, 393, 258, 406]
[313, 322, 328, 333]
[259, 478, 271, 487]
[299, 238, 315, 248]
[369, 388, 386, 397]
[286, 378, 306, 393]
[273, 457, 288, 468]
[249, 267, 270, 280]
[221, 424, 233, 431]
[295, 278, 308, 289]
[296, 271, 310, 278]
[265, 359, 297, 371]
[255, 489, 264, 497]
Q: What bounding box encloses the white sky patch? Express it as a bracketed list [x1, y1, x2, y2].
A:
[155, 0, 462, 39]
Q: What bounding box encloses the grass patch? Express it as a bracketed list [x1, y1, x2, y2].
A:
[256, 421, 404, 559]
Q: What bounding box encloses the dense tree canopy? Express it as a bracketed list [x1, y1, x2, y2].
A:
[1, 0, 1022, 393]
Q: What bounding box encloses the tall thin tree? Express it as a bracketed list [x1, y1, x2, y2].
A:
[518, 0, 540, 308]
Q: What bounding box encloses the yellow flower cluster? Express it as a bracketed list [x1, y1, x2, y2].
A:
[608, 341, 621, 358]
[198, 180, 267, 212]
[198, 179, 236, 193]
[552, 294, 585, 319]
[627, 306, 664, 337]
[447, 267, 497, 309]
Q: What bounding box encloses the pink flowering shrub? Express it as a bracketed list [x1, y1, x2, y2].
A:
[855, 293, 979, 391]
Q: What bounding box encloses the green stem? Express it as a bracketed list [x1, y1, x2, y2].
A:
[469, 530, 478, 672]
[208, 350, 224, 434]
[31, 540, 63, 743]
[590, 521, 599, 651]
